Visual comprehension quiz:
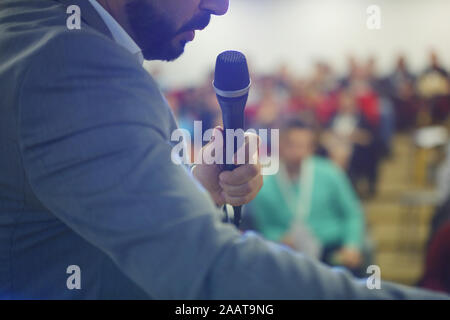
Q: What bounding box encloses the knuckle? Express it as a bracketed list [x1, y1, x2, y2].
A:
[242, 183, 252, 194]
[246, 193, 257, 203]
[247, 164, 259, 177]
[257, 174, 264, 186]
[257, 179, 263, 192]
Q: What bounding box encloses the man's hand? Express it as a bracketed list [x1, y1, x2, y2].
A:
[192, 127, 263, 207]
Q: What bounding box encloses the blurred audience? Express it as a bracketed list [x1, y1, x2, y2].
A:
[161, 52, 449, 197]
[248, 120, 367, 276]
[323, 89, 380, 198]
[387, 55, 419, 130]
[417, 51, 450, 125]
[158, 51, 449, 281]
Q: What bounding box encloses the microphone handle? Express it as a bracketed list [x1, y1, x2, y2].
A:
[219, 96, 246, 170]
[218, 95, 247, 228]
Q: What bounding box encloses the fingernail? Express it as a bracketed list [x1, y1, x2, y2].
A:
[213, 127, 223, 136]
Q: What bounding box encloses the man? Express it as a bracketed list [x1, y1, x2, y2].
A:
[417, 50, 450, 123]
[387, 55, 418, 130]
[0, 0, 447, 299]
[325, 89, 380, 198]
[250, 120, 366, 275]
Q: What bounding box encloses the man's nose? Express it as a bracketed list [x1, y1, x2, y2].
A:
[200, 0, 229, 16]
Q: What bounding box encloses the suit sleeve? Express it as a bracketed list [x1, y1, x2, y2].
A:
[18, 30, 448, 300]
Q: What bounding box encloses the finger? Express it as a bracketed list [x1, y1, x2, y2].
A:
[219, 163, 261, 186]
[221, 193, 248, 206]
[219, 173, 262, 197]
[221, 176, 262, 205]
[214, 126, 224, 137]
[221, 192, 256, 207]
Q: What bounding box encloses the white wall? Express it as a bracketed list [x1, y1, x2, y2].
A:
[145, 0, 450, 88]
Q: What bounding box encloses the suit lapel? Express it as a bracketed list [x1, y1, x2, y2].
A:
[56, 0, 113, 40]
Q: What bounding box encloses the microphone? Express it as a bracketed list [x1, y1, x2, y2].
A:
[213, 50, 251, 228]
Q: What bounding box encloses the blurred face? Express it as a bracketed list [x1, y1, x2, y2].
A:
[103, 0, 229, 61]
[430, 51, 439, 67]
[280, 129, 315, 168]
[397, 56, 406, 70]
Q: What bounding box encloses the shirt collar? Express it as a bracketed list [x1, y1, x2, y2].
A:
[88, 0, 144, 65]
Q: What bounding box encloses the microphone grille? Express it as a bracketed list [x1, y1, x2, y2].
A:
[214, 51, 250, 92]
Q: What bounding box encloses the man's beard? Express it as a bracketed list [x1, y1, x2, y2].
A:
[125, 0, 211, 62]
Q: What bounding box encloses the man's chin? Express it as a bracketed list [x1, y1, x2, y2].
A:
[143, 42, 186, 62]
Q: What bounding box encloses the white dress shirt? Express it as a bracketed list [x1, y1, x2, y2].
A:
[88, 0, 144, 65]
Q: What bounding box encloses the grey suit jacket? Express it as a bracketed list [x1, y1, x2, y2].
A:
[0, 0, 447, 299]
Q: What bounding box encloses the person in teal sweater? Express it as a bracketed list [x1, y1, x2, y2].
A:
[250, 119, 366, 273]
